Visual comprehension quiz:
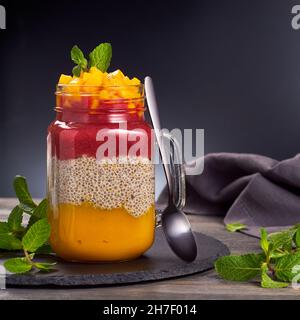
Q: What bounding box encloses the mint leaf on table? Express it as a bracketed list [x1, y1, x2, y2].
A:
[89, 43, 112, 72]
[226, 222, 247, 233]
[28, 198, 48, 228]
[275, 252, 300, 282]
[0, 233, 23, 250]
[8, 206, 23, 233]
[71, 45, 87, 76]
[34, 262, 56, 272]
[215, 253, 264, 281]
[1, 176, 55, 274]
[261, 263, 289, 288]
[4, 257, 32, 273]
[22, 218, 51, 253]
[13, 175, 37, 214]
[218, 221, 300, 288]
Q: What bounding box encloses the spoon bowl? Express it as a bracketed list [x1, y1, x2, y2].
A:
[162, 204, 197, 262]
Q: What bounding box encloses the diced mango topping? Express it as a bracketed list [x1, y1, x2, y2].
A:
[58, 67, 141, 106]
[57, 67, 143, 110]
[58, 68, 140, 94]
[58, 74, 73, 84]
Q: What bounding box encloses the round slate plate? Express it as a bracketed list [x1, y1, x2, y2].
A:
[2, 229, 229, 287]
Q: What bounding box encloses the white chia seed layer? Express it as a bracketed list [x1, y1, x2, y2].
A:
[52, 156, 155, 217]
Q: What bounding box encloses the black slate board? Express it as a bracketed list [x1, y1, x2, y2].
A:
[2, 229, 229, 287]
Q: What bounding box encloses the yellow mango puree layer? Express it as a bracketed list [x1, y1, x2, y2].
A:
[49, 203, 155, 262]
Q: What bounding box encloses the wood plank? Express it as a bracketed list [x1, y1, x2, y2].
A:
[0, 198, 299, 300]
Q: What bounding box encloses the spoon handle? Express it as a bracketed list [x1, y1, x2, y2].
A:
[145, 76, 173, 198]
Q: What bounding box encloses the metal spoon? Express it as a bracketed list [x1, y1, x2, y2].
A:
[145, 76, 197, 262]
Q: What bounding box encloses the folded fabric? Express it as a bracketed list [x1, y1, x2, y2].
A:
[157, 153, 300, 237]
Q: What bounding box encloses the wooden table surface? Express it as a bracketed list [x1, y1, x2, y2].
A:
[0, 198, 299, 300]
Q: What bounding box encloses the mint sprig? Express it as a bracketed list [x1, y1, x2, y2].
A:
[5, 219, 53, 274]
[215, 225, 300, 288]
[69, 42, 112, 76]
[0, 176, 55, 274]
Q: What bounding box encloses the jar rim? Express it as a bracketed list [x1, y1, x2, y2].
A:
[55, 83, 144, 96]
[55, 82, 145, 113]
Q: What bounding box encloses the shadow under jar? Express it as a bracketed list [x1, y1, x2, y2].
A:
[47, 84, 155, 262]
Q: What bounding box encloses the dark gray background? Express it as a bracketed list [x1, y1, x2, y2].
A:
[1, 0, 300, 197]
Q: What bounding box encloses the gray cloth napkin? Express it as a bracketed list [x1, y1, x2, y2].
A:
[157, 153, 300, 237]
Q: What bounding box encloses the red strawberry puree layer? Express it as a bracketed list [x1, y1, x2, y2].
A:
[48, 119, 153, 161]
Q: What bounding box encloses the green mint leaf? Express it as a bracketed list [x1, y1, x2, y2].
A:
[22, 218, 51, 252]
[268, 230, 293, 252]
[35, 243, 53, 255]
[13, 175, 37, 214]
[34, 262, 56, 272]
[261, 263, 289, 288]
[72, 65, 82, 77]
[89, 43, 112, 72]
[275, 252, 300, 282]
[294, 229, 300, 248]
[4, 257, 32, 273]
[0, 222, 10, 234]
[260, 228, 269, 256]
[0, 233, 23, 250]
[8, 206, 23, 232]
[28, 198, 48, 228]
[226, 222, 247, 232]
[215, 253, 264, 281]
[71, 45, 87, 70]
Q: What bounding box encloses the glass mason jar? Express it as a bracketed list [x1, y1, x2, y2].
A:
[47, 83, 155, 262]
